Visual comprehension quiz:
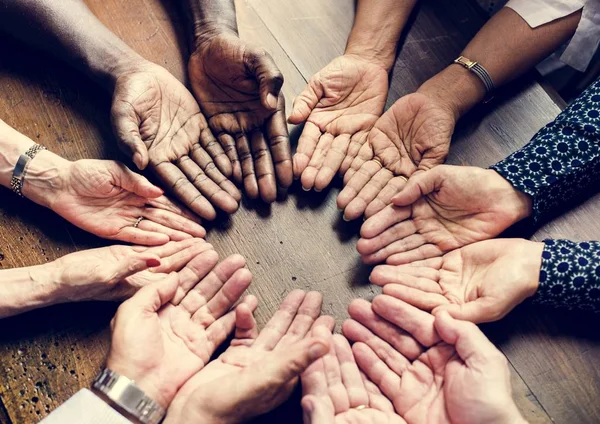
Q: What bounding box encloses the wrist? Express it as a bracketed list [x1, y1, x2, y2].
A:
[192, 23, 238, 53]
[21, 150, 71, 210]
[487, 169, 533, 224]
[343, 46, 395, 74]
[521, 240, 544, 298]
[417, 64, 487, 121]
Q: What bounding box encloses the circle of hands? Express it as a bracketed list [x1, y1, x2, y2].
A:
[43, 34, 539, 424]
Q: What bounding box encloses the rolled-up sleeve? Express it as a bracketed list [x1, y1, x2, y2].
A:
[39, 389, 131, 424]
[506, 0, 600, 72]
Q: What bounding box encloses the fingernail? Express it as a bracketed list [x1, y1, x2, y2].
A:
[309, 342, 328, 360]
[342, 215, 350, 222]
[314, 187, 322, 193]
[146, 258, 160, 268]
[266, 93, 277, 109]
[302, 186, 310, 192]
[133, 152, 142, 169]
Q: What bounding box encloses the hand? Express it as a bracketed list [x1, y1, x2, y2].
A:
[301, 325, 406, 424]
[111, 60, 241, 219]
[188, 31, 292, 202]
[47, 159, 206, 245]
[343, 297, 526, 424]
[288, 54, 388, 191]
[106, 252, 254, 407]
[164, 290, 331, 424]
[337, 92, 456, 221]
[370, 238, 544, 323]
[357, 165, 533, 265]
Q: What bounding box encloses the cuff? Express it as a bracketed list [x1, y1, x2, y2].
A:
[39, 389, 131, 424]
[505, 0, 584, 28]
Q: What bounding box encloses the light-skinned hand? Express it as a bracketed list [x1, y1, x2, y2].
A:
[357, 165, 532, 265]
[289, 54, 388, 192]
[164, 290, 332, 424]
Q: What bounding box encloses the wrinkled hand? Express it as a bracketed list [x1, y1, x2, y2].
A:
[111, 61, 241, 219]
[337, 93, 456, 221]
[357, 165, 532, 265]
[301, 326, 405, 424]
[50, 159, 205, 245]
[289, 54, 388, 191]
[370, 238, 544, 323]
[189, 32, 291, 202]
[343, 297, 525, 424]
[106, 251, 253, 407]
[164, 290, 331, 424]
[51, 238, 211, 302]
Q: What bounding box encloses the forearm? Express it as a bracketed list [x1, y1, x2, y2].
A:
[0, 263, 60, 318]
[0, 0, 144, 89]
[533, 239, 600, 313]
[345, 0, 418, 72]
[0, 119, 69, 209]
[418, 7, 581, 119]
[177, 0, 237, 47]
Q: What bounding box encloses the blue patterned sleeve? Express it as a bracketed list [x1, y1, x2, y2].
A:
[534, 239, 600, 312]
[490, 78, 600, 225]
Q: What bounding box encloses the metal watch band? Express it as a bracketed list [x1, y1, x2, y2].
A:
[93, 368, 165, 424]
[453, 55, 495, 93]
[10, 143, 47, 197]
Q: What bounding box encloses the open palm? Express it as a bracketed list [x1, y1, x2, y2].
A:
[289, 54, 388, 191]
[337, 93, 455, 221]
[189, 33, 291, 202]
[357, 165, 532, 265]
[371, 238, 543, 323]
[112, 61, 240, 219]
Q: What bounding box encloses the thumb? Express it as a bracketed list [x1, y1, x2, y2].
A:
[301, 395, 334, 424]
[122, 272, 180, 315]
[433, 299, 495, 325]
[111, 110, 149, 170]
[434, 310, 504, 367]
[109, 161, 163, 198]
[245, 48, 284, 110]
[111, 250, 161, 282]
[288, 81, 322, 124]
[391, 166, 443, 207]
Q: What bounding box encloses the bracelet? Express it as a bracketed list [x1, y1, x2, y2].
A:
[453, 56, 495, 93]
[9, 144, 47, 197]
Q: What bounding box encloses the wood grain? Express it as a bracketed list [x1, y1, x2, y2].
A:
[0, 0, 598, 423]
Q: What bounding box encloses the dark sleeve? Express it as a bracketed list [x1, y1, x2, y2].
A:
[490, 77, 600, 225]
[533, 239, 600, 312]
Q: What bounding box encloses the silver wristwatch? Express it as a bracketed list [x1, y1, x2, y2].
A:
[92, 368, 165, 424]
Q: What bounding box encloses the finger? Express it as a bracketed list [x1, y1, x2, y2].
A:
[301, 395, 335, 424]
[289, 77, 323, 124]
[343, 167, 394, 221]
[314, 134, 351, 191]
[293, 122, 322, 179]
[372, 295, 440, 347]
[254, 289, 306, 350]
[301, 327, 331, 398]
[360, 234, 427, 265]
[154, 161, 216, 220]
[360, 204, 412, 239]
[111, 250, 162, 281]
[266, 96, 293, 189]
[277, 291, 324, 348]
[198, 125, 232, 178]
[136, 219, 192, 241]
[219, 133, 242, 183]
[352, 343, 401, 403]
[235, 301, 260, 340]
[245, 49, 284, 110]
[318, 327, 350, 414]
[358, 221, 415, 258]
[118, 272, 179, 315]
[176, 253, 245, 309]
[177, 155, 239, 214]
[172, 249, 220, 305]
[346, 298, 423, 360]
[312, 315, 336, 332]
[360, 373, 395, 413]
[370, 264, 440, 288]
[190, 143, 242, 202]
[147, 195, 204, 226]
[364, 176, 408, 218]
[343, 142, 373, 185]
[110, 161, 162, 198]
[151, 239, 213, 274]
[383, 284, 449, 311]
[141, 238, 199, 258]
[333, 334, 369, 408]
[251, 129, 277, 203]
[391, 167, 443, 207]
[237, 133, 259, 199]
[339, 131, 368, 176]
[434, 310, 506, 366]
[301, 133, 334, 191]
[192, 267, 253, 325]
[142, 207, 206, 238]
[386, 244, 444, 265]
[116, 227, 170, 246]
[111, 107, 149, 170]
[433, 298, 503, 324]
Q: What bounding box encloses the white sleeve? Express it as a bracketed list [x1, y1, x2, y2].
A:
[39, 389, 132, 424]
[506, 0, 600, 72]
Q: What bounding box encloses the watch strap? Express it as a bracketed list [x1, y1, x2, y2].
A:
[10, 143, 47, 197]
[93, 369, 165, 424]
[453, 55, 495, 93]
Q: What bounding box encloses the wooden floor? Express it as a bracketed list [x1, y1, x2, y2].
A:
[1, 0, 599, 423]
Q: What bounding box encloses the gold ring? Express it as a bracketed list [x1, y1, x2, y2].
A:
[372, 158, 383, 169]
[133, 216, 144, 228]
[398, 175, 408, 183]
[354, 405, 368, 411]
